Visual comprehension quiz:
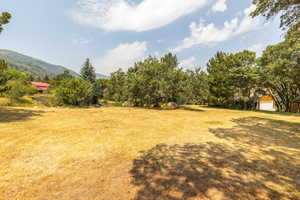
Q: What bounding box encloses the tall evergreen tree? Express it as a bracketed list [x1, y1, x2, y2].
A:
[80, 58, 100, 104]
[80, 58, 96, 83]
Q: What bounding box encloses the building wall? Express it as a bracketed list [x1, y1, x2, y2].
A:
[258, 96, 276, 111]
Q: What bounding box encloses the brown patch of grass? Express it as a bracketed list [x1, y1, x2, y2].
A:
[0, 106, 299, 199]
[205, 121, 223, 125]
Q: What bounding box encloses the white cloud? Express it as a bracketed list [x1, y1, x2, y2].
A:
[248, 43, 265, 56]
[173, 5, 260, 52]
[179, 56, 197, 68]
[236, 5, 260, 34]
[212, 0, 227, 12]
[72, 38, 91, 45]
[96, 41, 147, 74]
[72, 0, 209, 32]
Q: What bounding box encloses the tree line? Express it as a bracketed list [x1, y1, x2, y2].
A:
[206, 22, 299, 112]
[0, 0, 299, 111]
[0, 21, 299, 111]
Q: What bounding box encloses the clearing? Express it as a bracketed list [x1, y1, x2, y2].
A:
[0, 106, 299, 200]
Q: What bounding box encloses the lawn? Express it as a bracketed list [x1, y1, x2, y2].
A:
[0, 106, 299, 200]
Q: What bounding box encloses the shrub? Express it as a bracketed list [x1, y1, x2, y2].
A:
[55, 78, 93, 106]
[4, 80, 32, 100]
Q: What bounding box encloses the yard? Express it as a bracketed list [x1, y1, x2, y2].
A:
[0, 106, 299, 200]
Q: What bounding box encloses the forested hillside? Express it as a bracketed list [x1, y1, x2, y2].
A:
[0, 49, 78, 76]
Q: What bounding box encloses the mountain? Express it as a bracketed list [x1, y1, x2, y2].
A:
[0, 49, 109, 79]
[0, 49, 79, 76]
[96, 73, 109, 79]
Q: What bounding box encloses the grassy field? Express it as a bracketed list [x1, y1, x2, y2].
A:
[0, 106, 299, 200]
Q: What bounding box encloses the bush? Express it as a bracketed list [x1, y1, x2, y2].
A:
[55, 78, 93, 106]
[4, 80, 33, 101]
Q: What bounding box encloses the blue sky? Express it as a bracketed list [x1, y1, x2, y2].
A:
[0, 0, 284, 75]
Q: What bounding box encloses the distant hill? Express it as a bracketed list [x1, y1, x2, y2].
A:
[0, 49, 109, 79]
[0, 49, 79, 76]
[96, 73, 109, 79]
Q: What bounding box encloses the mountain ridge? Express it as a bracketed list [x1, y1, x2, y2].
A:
[0, 49, 109, 79]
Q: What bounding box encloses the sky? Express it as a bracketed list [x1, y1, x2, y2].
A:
[0, 0, 284, 75]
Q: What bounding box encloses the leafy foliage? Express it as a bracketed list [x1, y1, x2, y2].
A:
[0, 12, 11, 33]
[55, 78, 93, 106]
[80, 58, 101, 104]
[207, 51, 259, 109]
[251, 0, 300, 29]
[0, 60, 9, 92]
[4, 80, 35, 100]
[80, 58, 96, 83]
[103, 53, 208, 107]
[259, 22, 300, 112]
[0, 59, 36, 100]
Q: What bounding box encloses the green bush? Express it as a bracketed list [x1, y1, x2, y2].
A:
[55, 78, 93, 106]
[4, 80, 32, 100]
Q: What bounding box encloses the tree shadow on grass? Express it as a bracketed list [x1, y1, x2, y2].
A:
[130, 117, 300, 200]
[0, 107, 44, 123]
[210, 117, 300, 150]
[130, 106, 205, 113]
[178, 106, 205, 113]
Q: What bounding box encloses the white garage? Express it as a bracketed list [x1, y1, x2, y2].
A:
[259, 96, 276, 111]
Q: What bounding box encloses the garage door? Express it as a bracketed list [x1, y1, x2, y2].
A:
[260, 102, 275, 111]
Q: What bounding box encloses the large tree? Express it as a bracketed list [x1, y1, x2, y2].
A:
[259, 22, 300, 112]
[80, 58, 96, 83]
[108, 69, 127, 102]
[207, 52, 235, 107]
[0, 12, 11, 33]
[251, 0, 300, 29]
[80, 58, 100, 104]
[284, 22, 300, 94]
[55, 78, 93, 106]
[207, 51, 259, 109]
[104, 53, 207, 107]
[0, 60, 9, 93]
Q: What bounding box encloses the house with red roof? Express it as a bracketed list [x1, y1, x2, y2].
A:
[31, 82, 50, 92]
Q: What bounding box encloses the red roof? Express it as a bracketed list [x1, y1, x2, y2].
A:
[31, 82, 50, 87]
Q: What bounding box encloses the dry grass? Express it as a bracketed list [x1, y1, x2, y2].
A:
[0, 106, 299, 200]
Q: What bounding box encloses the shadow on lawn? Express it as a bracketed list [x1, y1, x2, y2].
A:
[130, 117, 300, 200]
[210, 117, 300, 150]
[0, 107, 44, 123]
[178, 106, 205, 113]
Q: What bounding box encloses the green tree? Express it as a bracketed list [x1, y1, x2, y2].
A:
[0, 60, 9, 94]
[284, 22, 300, 94]
[229, 50, 260, 109]
[184, 69, 209, 105]
[251, 0, 300, 29]
[207, 52, 235, 107]
[80, 58, 100, 104]
[108, 69, 127, 102]
[105, 53, 209, 107]
[5, 80, 30, 100]
[207, 51, 259, 109]
[259, 25, 299, 112]
[80, 58, 96, 83]
[55, 78, 93, 106]
[96, 78, 111, 99]
[0, 60, 32, 97]
[55, 70, 73, 81]
[0, 12, 11, 33]
[127, 56, 167, 106]
[52, 70, 74, 86]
